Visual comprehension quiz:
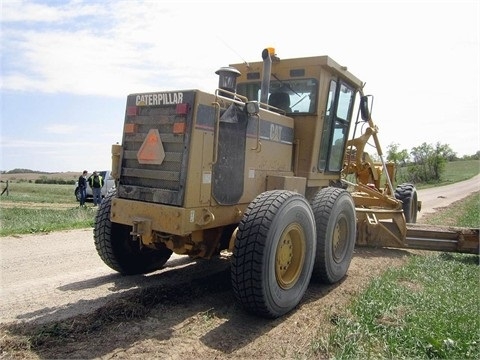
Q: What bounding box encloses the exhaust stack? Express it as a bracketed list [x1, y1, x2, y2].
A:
[260, 48, 276, 104]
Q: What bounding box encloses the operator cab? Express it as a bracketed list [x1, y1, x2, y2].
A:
[232, 48, 361, 180]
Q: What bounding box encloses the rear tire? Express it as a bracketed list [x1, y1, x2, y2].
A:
[231, 190, 316, 318]
[395, 183, 418, 223]
[94, 189, 172, 275]
[75, 187, 80, 202]
[310, 187, 356, 284]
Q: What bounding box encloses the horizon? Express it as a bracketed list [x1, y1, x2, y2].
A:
[2, 151, 479, 174]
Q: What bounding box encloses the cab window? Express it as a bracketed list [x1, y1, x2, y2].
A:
[237, 78, 318, 114]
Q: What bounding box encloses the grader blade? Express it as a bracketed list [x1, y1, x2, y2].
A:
[405, 224, 479, 255]
[356, 209, 479, 255]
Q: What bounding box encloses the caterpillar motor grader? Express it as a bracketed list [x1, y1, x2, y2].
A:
[94, 48, 479, 318]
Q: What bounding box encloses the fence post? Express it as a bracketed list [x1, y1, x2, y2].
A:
[1, 180, 9, 196]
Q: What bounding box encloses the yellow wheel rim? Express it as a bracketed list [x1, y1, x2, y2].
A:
[332, 217, 348, 261]
[275, 223, 306, 289]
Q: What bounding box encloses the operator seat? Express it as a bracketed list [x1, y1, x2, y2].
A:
[269, 92, 291, 112]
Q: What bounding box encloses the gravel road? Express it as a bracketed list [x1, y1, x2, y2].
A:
[1, 176, 478, 325]
[416, 174, 480, 220]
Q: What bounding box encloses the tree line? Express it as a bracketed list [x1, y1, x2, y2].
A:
[386, 142, 479, 183]
[34, 177, 76, 185]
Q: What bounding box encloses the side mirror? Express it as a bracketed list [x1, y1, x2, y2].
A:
[360, 96, 370, 121]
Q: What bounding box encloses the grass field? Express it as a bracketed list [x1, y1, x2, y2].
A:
[0, 182, 77, 204]
[0, 182, 94, 236]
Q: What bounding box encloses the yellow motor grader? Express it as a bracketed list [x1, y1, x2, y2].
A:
[94, 48, 479, 318]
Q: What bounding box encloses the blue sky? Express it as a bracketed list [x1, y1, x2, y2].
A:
[1, 0, 479, 172]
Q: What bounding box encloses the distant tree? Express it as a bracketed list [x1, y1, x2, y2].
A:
[462, 151, 480, 160]
[387, 143, 410, 166]
[8, 168, 35, 174]
[7, 169, 50, 174]
[35, 176, 49, 184]
[440, 143, 457, 161]
[408, 142, 454, 183]
[409, 143, 432, 182]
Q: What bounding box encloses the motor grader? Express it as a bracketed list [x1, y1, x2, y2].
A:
[94, 48, 479, 318]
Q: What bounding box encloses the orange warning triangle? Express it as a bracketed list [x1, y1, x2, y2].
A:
[137, 129, 165, 165]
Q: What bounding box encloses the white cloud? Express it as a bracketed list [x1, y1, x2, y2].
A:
[1, 1, 237, 96]
[1, 0, 107, 22]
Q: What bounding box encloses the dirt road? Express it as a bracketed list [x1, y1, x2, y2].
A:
[416, 174, 480, 220]
[0, 177, 478, 359]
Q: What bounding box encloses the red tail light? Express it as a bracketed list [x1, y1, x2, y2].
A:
[176, 103, 189, 115]
[127, 106, 137, 116]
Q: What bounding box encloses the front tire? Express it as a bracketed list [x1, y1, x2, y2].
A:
[94, 189, 172, 275]
[231, 190, 316, 318]
[74, 187, 80, 202]
[395, 183, 418, 223]
[311, 187, 356, 284]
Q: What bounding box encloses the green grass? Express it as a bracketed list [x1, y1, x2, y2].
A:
[326, 253, 479, 359]
[441, 159, 480, 184]
[0, 182, 95, 236]
[0, 207, 96, 236]
[0, 182, 76, 203]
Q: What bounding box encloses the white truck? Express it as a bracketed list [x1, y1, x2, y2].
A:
[74, 170, 115, 202]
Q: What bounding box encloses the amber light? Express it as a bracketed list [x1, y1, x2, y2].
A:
[173, 122, 186, 134]
[124, 123, 137, 133]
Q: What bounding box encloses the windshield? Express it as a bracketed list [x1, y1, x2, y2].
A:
[237, 78, 317, 114]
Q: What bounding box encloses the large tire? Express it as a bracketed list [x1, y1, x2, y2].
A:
[311, 187, 356, 284]
[94, 189, 172, 275]
[231, 190, 316, 318]
[395, 183, 418, 223]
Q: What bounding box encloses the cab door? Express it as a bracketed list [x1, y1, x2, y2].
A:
[318, 80, 355, 173]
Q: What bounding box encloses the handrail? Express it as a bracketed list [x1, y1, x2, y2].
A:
[211, 102, 221, 165]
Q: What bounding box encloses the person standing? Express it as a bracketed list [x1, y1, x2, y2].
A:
[89, 171, 104, 206]
[78, 170, 88, 207]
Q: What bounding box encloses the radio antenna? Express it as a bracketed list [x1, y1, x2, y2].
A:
[217, 36, 249, 67]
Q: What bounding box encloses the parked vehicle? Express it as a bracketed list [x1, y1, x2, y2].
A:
[75, 170, 115, 202]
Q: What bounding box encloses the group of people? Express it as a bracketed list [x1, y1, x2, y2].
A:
[77, 170, 104, 207]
